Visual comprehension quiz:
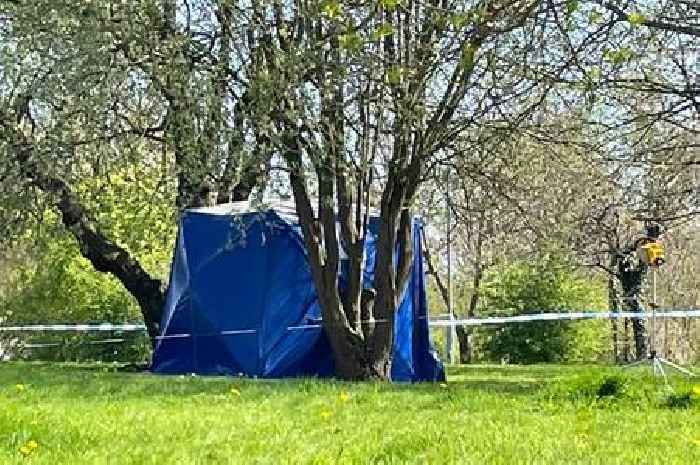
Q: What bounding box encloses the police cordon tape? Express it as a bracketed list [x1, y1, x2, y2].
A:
[0, 324, 147, 332]
[429, 310, 700, 327]
[0, 309, 698, 334]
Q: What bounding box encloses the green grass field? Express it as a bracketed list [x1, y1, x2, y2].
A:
[1, 363, 698, 464]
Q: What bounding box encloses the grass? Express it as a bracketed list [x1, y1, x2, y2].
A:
[1, 363, 699, 464]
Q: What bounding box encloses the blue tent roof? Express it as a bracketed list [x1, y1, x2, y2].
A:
[151, 202, 444, 382]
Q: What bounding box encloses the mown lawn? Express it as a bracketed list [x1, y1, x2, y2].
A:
[1, 363, 698, 464]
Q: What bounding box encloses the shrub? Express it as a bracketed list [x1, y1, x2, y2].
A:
[473, 259, 609, 364]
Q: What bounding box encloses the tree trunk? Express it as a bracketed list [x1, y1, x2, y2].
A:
[423, 226, 471, 363]
[608, 276, 620, 363]
[367, 182, 412, 379]
[457, 266, 482, 364]
[13, 141, 165, 341]
[618, 257, 647, 360]
[631, 316, 648, 360]
[607, 254, 621, 363]
[423, 223, 483, 364]
[622, 317, 631, 363]
[368, 221, 400, 379]
[455, 327, 471, 364]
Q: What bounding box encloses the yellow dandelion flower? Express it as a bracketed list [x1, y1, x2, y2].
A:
[693, 438, 700, 447]
[19, 440, 38, 456]
[15, 384, 26, 391]
[230, 387, 241, 396]
[692, 385, 700, 396]
[320, 410, 332, 420]
[338, 392, 350, 403]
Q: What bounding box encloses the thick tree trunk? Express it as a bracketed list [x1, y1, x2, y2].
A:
[367, 183, 411, 379]
[368, 227, 399, 379]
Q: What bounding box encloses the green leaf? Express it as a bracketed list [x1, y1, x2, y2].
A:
[321, 0, 342, 19]
[372, 22, 394, 40]
[449, 13, 468, 30]
[603, 48, 633, 64]
[587, 66, 600, 81]
[385, 65, 403, 85]
[339, 32, 362, 52]
[459, 43, 476, 70]
[565, 0, 579, 15]
[379, 0, 401, 11]
[627, 12, 646, 27]
[588, 10, 603, 24]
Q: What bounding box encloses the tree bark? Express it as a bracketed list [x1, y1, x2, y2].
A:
[367, 166, 413, 378]
[456, 267, 482, 364]
[608, 274, 620, 363]
[607, 254, 621, 363]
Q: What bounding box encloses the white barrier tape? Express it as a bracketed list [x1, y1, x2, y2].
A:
[428, 310, 700, 327]
[17, 339, 127, 348]
[3, 310, 698, 335]
[287, 324, 321, 330]
[287, 319, 394, 331]
[154, 334, 191, 340]
[0, 324, 147, 332]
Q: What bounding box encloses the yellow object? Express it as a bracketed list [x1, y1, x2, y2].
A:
[640, 241, 664, 267]
[19, 440, 39, 456]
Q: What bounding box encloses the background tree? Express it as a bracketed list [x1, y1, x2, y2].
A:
[0, 1, 270, 340]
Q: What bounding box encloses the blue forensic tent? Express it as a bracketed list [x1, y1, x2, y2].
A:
[151, 201, 444, 382]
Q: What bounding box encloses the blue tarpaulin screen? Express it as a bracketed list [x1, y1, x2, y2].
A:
[151, 206, 444, 382]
